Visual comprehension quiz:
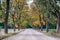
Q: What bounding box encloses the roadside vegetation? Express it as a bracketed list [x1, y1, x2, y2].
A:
[0, 32, 19, 40]
[0, 29, 24, 40]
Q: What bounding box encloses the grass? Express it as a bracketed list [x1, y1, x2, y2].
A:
[37, 29, 60, 38]
[0, 29, 25, 40]
[0, 32, 19, 40]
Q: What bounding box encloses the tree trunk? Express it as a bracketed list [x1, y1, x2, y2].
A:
[13, 23, 16, 32]
[4, 0, 10, 34]
[12, 16, 16, 32]
[18, 13, 21, 31]
[0, 0, 2, 10]
[0, 0, 1, 9]
[40, 25, 43, 31]
[39, 14, 43, 31]
[18, 24, 20, 31]
[13, 22, 16, 32]
[46, 21, 49, 32]
[56, 14, 60, 33]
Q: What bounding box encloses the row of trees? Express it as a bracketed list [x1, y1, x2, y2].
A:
[0, 0, 24, 34]
[0, 0, 44, 34]
[35, 0, 60, 33]
[0, 0, 60, 34]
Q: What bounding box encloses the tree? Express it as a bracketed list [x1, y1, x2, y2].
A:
[9, 0, 25, 31]
[4, 0, 10, 34]
[35, 0, 47, 31]
[35, 0, 57, 32]
[47, 0, 60, 33]
[0, 0, 2, 10]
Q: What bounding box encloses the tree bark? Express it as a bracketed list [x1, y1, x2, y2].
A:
[0, 0, 1, 9]
[56, 13, 60, 33]
[4, 0, 10, 34]
[13, 18, 16, 32]
[12, 14, 16, 32]
[40, 25, 43, 31]
[39, 15, 43, 31]
[0, 0, 2, 10]
[46, 21, 49, 32]
[18, 24, 20, 31]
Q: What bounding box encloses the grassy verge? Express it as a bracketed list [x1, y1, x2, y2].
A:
[37, 29, 60, 38]
[0, 30, 24, 40]
[0, 32, 19, 40]
[44, 31, 60, 38]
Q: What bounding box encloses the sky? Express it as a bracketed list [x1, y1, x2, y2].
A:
[26, 0, 33, 9]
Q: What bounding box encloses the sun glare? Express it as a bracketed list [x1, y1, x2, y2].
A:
[26, 0, 33, 5]
[26, 0, 33, 9]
